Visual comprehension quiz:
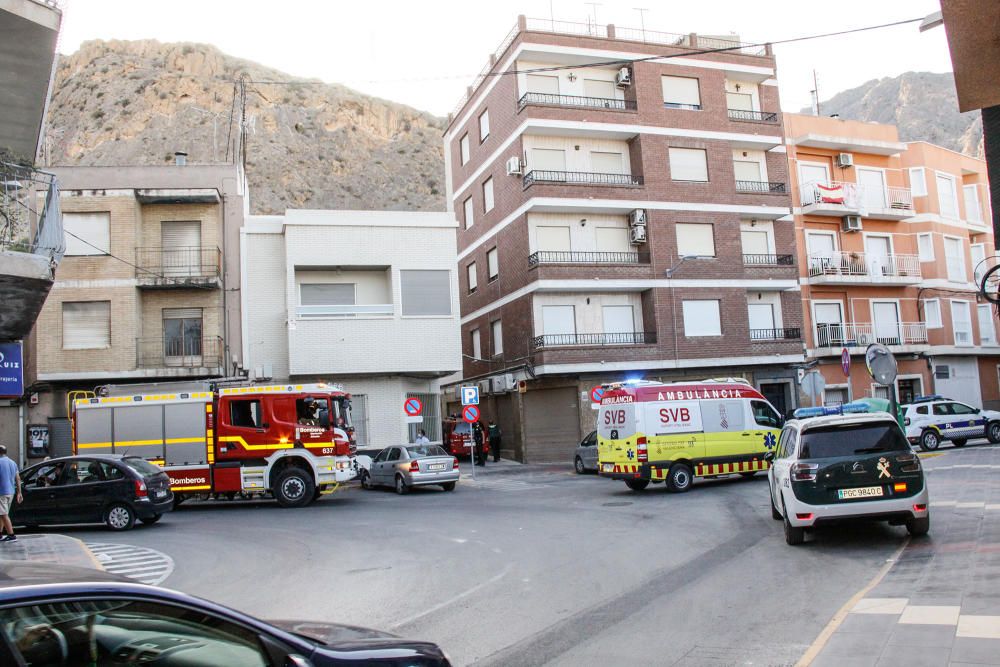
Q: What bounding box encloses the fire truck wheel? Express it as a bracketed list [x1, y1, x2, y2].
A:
[140, 514, 162, 526]
[274, 467, 315, 508]
[105, 504, 136, 531]
[625, 479, 649, 491]
[665, 463, 693, 493]
[394, 475, 409, 495]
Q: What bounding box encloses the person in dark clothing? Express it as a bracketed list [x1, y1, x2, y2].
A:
[488, 420, 502, 463]
[473, 423, 486, 466]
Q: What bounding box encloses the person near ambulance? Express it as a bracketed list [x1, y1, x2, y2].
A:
[596, 380, 783, 493]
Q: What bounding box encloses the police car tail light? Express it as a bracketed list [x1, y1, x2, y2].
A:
[795, 513, 813, 520]
[913, 503, 927, 512]
[791, 462, 818, 482]
[133, 479, 148, 499]
[409, 461, 420, 472]
[896, 453, 920, 472]
[636, 437, 648, 463]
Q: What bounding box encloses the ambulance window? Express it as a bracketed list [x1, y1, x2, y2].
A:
[751, 400, 781, 428]
[230, 399, 262, 428]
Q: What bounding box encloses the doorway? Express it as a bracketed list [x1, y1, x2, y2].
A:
[760, 382, 791, 417]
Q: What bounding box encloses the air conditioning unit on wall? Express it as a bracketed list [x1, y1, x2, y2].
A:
[837, 153, 854, 168]
[628, 208, 647, 227]
[629, 225, 647, 244]
[841, 215, 863, 232]
[505, 156, 522, 175]
[615, 67, 631, 88]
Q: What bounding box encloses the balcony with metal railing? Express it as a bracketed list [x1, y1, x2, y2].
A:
[806, 252, 922, 286]
[735, 180, 786, 194]
[743, 253, 794, 267]
[517, 92, 637, 113]
[135, 246, 222, 289]
[799, 180, 862, 216]
[136, 336, 224, 371]
[750, 327, 801, 341]
[528, 250, 649, 267]
[530, 331, 656, 348]
[727, 109, 779, 123]
[813, 323, 928, 353]
[860, 185, 914, 221]
[523, 170, 643, 189]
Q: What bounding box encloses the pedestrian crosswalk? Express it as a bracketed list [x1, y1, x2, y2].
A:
[85, 542, 174, 585]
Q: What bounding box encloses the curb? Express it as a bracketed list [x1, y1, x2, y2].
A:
[0, 533, 105, 571]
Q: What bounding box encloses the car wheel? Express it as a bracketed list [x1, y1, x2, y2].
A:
[441, 482, 456, 492]
[140, 514, 161, 526]
[360, 471, 373, 490]
[665, 463, 693, 493]
[625, 479, 649, 491]
[395, 475, 409, 495]
[740, 471, 757, 479]
[953, 438, 967, 448]
[987, 422, 1000, 444]
[574, 457, 585, 475]
[906, 514, 930, 537]
[919, 430, 940, 452]
[770, 490, 782, 520]
[105, 504, 136, 531]
[273, 467, 315, 508]
[782, 497, 805, 546]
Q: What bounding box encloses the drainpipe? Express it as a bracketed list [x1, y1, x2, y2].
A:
[18, 403, 25, 467]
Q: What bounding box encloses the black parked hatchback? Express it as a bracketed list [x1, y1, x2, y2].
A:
[13, 455, 173, 531]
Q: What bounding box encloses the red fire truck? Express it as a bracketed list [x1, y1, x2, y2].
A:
[71, 383, 358, 507]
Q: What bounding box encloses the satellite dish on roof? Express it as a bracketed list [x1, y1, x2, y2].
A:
[865, 343, 897, 386]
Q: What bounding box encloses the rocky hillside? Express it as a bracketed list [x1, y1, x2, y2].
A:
[802, 71, 984, 157]
[45, 40, 446, 214]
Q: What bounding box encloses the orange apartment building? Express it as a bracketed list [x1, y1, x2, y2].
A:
[785, 113, 999, 409]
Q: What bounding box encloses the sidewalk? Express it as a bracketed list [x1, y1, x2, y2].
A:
[808, 445, 1000, 666]
[0, 533, 104, 570]
[457, 459, 572, 478]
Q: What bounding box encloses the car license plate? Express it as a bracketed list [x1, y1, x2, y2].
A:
[154, 489, 167, 499]
[428, 464, 445, 471]
[602, 463, 614, 472]
[838, 486, 883, 500]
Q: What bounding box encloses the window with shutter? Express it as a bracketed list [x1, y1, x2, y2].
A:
[62, 301, 111, 350]
[471, 329, 482, 359]
[466, 262, 478, 293]
[682, 300, 721, 336]
[583, 79, 615, 98]
[300, 284, 356, 306]
[478, 110, 490, 142]
[63, 212, 110, 256]
[487, 248, 499, 280]
[668, 148, 709, 182]
[526, 74, 560, 94]
[917, 233, 934, 261]
[530, 149, 566, 172]
[463, 197, 474, 229]
[536, 226, 571, 252]
[161, 221, 202, 277]
[595, 227, 630, 253]
[590, 151, 624, 174]
[460, 134, 470, 165]
[400, 270, 452, 316]
[491, 320, 503, 356]
[483, 177, 494, 212]
[936, 173, 959, 219]
[661, 76, 701, 109]
[676, 223, 715, 257]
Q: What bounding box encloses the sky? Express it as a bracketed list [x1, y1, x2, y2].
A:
[57, 0, 953, 117]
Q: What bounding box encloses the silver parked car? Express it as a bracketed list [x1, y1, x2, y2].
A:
[574, 430, 598, 474]
[360, 445, 459, 494]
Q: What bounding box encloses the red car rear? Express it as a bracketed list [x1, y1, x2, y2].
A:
[441, 419, 489, 459]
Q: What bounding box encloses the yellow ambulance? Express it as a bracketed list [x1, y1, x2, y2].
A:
[597, 379, 783, 492]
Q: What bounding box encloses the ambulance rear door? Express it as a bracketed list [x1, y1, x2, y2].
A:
[645, 400, 705, 462]
[597, 399, 639, 466]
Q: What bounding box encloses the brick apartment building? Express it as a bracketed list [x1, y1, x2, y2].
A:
[16, 163, 245, 460]
[443, 16, 803, 462]
[786, 113, 999, 408]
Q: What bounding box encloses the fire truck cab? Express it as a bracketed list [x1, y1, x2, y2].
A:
[72, 383, 358, 508]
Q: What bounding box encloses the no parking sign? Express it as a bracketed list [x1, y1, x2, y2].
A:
[462, 405, 480, 423]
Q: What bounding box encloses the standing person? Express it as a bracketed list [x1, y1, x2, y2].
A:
[0, 445, 22, 543]
[488, 420, 502, 463]
[473, 422, 485, 466]
[415, 429, 430, 445]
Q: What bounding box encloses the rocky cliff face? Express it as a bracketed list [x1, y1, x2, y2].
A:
[802, 71, 984, 157]
[45, 40, 446, 213]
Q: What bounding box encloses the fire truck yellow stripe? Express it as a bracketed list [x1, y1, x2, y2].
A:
[218, 435, 295, 451]
[171, 485, 212, 491]
[78, 437, 206, 450]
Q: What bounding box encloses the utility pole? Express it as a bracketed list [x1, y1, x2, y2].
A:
[584, 2, 601, 34]
[811, 69, 821, 116]
[633, 7, 648, 41]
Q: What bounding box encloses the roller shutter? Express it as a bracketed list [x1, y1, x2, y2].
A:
[522, 387, 580, 463]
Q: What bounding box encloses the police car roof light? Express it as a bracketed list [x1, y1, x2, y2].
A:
[911, 394, 946, 404]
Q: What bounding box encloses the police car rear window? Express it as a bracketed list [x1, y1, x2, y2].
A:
[800, 423, 909, 459]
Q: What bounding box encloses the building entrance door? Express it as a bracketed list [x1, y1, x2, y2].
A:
[760, 382, 790, 417]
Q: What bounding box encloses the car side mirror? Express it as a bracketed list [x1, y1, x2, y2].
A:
[763, 451, 775, 462]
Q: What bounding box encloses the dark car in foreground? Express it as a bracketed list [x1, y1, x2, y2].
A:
[13, 454, 173, 531]
[0, 562, 450, 666]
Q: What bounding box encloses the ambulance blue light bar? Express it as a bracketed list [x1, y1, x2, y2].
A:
[793, 402, 874, 419]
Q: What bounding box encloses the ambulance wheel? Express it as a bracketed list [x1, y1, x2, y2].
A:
[906, 514, 930, 537]
[105, 504, 136, 531]
[625, 479, 649, 491]
[919, 430, 940, 451]
[740, 471, 757, 479]
[782, 497, 805, 546]
[665, 464, 693, 493]
[140, 514, 161, 526]
[953, 438, 967, 448]
[988, 422, 1000, 444]
[574, 457, 586, 475]
[274, 467, 314, 508]
[395, 475, 409, 495]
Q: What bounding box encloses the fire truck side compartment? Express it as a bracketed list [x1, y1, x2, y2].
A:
[164, 402, 209, 465]
[113, 405, 163, 458]
[76, 407, 113, 455]
[212, 461, 242, 492]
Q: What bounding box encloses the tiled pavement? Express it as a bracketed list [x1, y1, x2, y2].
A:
[811, 445, 1000, 666]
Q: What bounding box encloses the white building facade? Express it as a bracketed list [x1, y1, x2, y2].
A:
[241, 210, 462, 449]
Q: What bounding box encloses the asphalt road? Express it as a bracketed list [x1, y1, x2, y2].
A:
[35, 442, 997, 666]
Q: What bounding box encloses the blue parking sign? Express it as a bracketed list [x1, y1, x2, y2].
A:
[461, 385, 480, 406]
[0, 342, 24, 398]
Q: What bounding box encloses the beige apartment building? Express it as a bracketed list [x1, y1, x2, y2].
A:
[786, 113, 998, 408]
[19, 163, 245, 459]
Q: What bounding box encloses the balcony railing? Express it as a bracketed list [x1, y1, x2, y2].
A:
[528, 251, 649, 266]
[800, 180, 861, 209]
[136, 336, 223, 369]
[735, 180, 786, 194]
[807, 252, 921, 280]
[727, 109, 778, 123]
[743, 254, 794, 266]
[884, 186, 914, 212]
[1, 162, 62, 259]
[136, 246, 221, 287]
[750, 327, 801, 341]
[523, 170, 643, 188]
[531, 331, 656, 348]
[815, 323, 928, 348]
[297, 304, 395, 318]
[518, 92, 636, 112]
